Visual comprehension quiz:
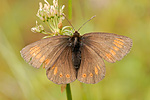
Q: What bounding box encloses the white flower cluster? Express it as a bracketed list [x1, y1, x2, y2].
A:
[31, 0, 74, 37]
[36, 0, 65, 22]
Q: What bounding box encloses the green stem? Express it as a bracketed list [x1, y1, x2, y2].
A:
[66, 84, 72, 100]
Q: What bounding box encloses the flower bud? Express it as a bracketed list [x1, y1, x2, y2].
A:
[58, 22, 63, 29]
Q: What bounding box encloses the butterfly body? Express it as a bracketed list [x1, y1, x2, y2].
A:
[70, 31, 81, 69]
[21, 32, 132, 84]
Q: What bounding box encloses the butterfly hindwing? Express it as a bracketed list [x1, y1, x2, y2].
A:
[77, 44, 106, 84]
[20, 35, 70, 69]
[46, 46, 76, 84]
[82, 32, 132, 63]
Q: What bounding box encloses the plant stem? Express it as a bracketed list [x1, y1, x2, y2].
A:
[66, 84, 72, 100]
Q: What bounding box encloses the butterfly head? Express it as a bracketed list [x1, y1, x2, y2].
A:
[73, 31, 80, 37]
[69, 31, 81, 48]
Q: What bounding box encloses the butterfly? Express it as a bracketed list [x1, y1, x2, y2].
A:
[20, 30, 132, 84]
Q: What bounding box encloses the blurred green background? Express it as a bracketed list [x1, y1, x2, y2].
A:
[0, 0, 150, 100]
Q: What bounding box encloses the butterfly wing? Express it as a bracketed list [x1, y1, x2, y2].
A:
[20, 35, 69, 69]
[77, 32, 132, 84]
[77, 43, 106, 84]
[46, 46, 76, 84]
[21, 35, 76, 84]
[81, 32, 132, 63]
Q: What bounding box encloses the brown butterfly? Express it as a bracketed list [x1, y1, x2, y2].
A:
[20, 30, 132, 84]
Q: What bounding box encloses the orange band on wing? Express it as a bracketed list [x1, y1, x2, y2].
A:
[97, 65, 101, 70]
[54, 67, 58, 75]
[114, 40, 124, 45]
[95, 67, 98, 75]
[113, 46, 119, 51]
[110, 49, 116, 56]
[113, 42, 123, 48]
[30, 46, 41, 56]
[116, 38, 124, 42]
[44, 59, 51, 65]
[105, 53, 112, 59]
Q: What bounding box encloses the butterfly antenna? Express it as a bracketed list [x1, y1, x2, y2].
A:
[77, 15, 96, 32]
[62, 13, 75, 31]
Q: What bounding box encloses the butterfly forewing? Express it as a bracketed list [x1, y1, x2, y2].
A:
[77, 44, 105, 84]
[82, 32, 132, 63]
[46, 46, 76, 84]
[20, 35, 70, 69]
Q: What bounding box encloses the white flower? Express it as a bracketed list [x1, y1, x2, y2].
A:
[53, 0, 58, 8]
[32, 0, 73, 36]
[60, 5, 65, 15]
[44, 0, 50, 7]
[31, 21, 44, 33]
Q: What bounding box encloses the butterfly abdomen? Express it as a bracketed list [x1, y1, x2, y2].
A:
[71, 32, 81, 69]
